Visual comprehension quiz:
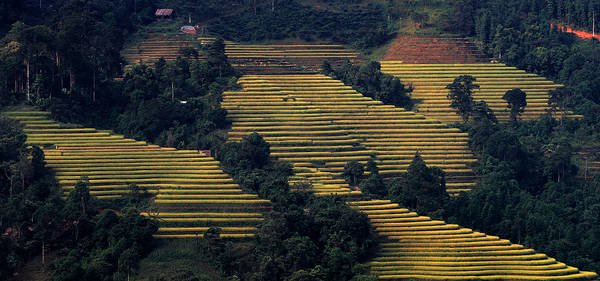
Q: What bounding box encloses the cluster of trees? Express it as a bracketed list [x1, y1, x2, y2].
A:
[206, 1, 393, 49]
[111, 40, 235, 150]
[342, 154, 449, 219]
[445, 0, 600, 36]
[50, 182, 158, 281]
[444, 115, 600, 273]
[445, 75, 573, 123]
[0, 119, 157, 280]
[323, 61, 414, 110]
[0, 0, 161, 107]
[208, 133, 377, 281]
[46, 40, 236, 151]
[0, 118, 57, 279]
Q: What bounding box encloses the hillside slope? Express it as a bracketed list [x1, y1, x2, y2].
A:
[222, 74, 598, 280]
[223, 74, 478, 195]
[2, 111, 270, 239]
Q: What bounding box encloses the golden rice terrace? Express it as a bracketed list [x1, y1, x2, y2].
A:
[223, 74, 478, 195]
[221, 74, 598, 280]
[2, 111, 270, 239]
[380, 62, 580, 123]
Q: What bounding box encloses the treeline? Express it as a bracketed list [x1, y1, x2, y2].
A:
[323, 61, 414, 110]
[446, 115, 600, 273]
[435, 1, 600, 272]
[205, 1, 393, 49]
[446, 0, 600, 35]
[0, 0, 157, 37]
[0, 0, 163, 106]
[0, 119, 157, 280]
[47, 39, 237, 151]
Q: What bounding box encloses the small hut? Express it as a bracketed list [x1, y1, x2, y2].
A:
[155, 9, 175, 19]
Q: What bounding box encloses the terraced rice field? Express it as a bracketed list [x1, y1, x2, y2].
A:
[199, 36, 361, 73]
[380, 62, 576, 122]
[1, 111, 270, 239]
[223, 74, 478, 195]
[223, 75, 598, 280]
[349, 200, 598, 280]
[383, 36, 489, 63]
[122, 34, 202, 63]
[122, 34, 360, 73]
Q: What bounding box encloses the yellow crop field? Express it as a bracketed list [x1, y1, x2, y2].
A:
[219, 72, 598, 280]
[345, 199, 598, 280]
[378, 62, 579, 122]
[2, 111, 272, 240]
[225, 74, 479, 195]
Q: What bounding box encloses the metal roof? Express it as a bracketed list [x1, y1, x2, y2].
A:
[155, 9, 174, 16]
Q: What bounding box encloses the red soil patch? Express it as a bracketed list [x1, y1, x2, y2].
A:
[384, 35, 489, 63]
[551, 23, 600, 40]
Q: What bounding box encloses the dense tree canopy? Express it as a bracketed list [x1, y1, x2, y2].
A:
[216, 133, 378, 281]
[446, 116, 600, 273]
[205, 1, 393, 49]
[389, 153, 448, 217]
[324, 61, 414, 110]
[0, 0, 158, 106]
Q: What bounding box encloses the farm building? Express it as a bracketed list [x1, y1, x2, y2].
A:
[155, 8, 175, 19]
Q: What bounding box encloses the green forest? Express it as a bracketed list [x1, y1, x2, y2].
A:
[1, 0, 600, 280]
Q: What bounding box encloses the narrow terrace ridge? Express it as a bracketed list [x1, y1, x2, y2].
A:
[1, 111, 270, 239]
[199, 36, 362, 73]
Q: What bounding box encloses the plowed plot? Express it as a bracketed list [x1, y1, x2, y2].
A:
[384, 35, 488, 64]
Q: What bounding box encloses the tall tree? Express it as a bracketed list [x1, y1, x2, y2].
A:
[502, 88, 527, 122]
[446, 75, 480, 122]
[548, 86, 573, 121]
